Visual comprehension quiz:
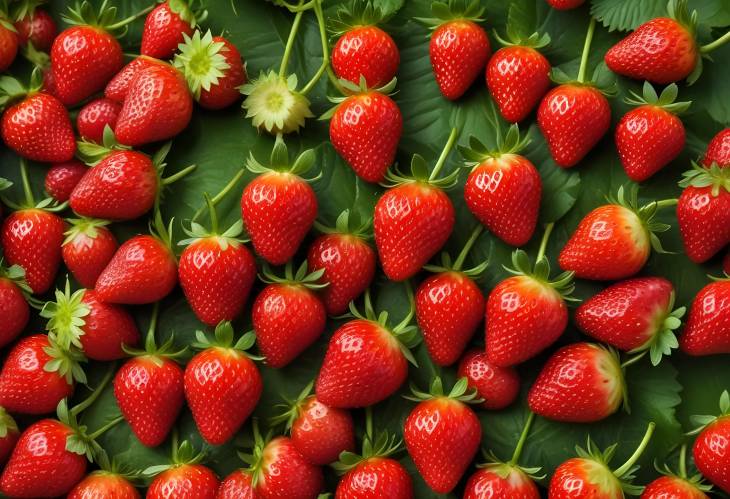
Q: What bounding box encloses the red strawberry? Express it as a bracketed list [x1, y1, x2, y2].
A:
[0, 263, 31, 349]
[141, 0, 201, 60]
[457, 349, 520, 410]
[642, 476, 710, 499]
[703, 128, 730, 167]
[327, 79, 403, 184]
[252, 262, 327, 368]
[105, 55, 167, 102]
[616, 82, 689, 182]
[374, 129, 459, 281]
[76, 98, 122, 144]
[62, 218, 118, 289]
[68, 471, 141, 499]
[0, 17, 18, 72]
[241, 137, 318, 265]
[691, 391, 730, 493]
[528, 342, 626, 422]
[576, 277, 685, 365]
[680, 278, 730, 355]
[0, 408, 19, 465]
[45, 160, 87, 203]
[184, 323, 262, 445]
[546, 0, 585, 10]
[462, 125, 542, 246]
[306, 210, 376, 315]
[148, 463, 218, 499]
[217, 470, 257, 499]
[559, 186, 673, 280]
[14, 8, 57, 51]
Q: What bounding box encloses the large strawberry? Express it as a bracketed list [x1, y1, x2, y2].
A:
[703, 128, 730, 167]
[252, 261, 327, 368]
[146, 441, 218, 499]
[0, 263, 31, 349]
[141, 0, 205, 60]
[68, 471, 141, 499]
[461, 124, 542, 245]
[680, 277, 730, 355]
[641, 445, 712, 499]
[62, 217, 118, 289]
[76, 98, 122, 144]
[0, 15, 18, 72]
[0, 408, 19, 465]
[45, 160, 87, 203]
[13, 5, 57, 52]
[241, 137, 318, 265]
[689, 391, 730, 493]
[457, 349, 520, 410]
[616, 82, 690, 182]
[105, 55, 167, 102]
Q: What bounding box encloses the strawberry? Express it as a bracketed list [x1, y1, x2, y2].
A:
[76, 98, 122, 144]
[0, 16, 18, 72]
[0, 408, 19, 465]
[690, 391, 730, 493]
[576, 277, 685, 365]
[184, 323, 262, 445]
[680, 277, 730, 355]
[546, 0, 585, 10]
[217, 470, 257, 499]
[374, 129, 459, 281]
[641, 445, 712, 499]
[419, 0, 491, 100]
[241, 137, 318, 265]
[559, 186, 673, 280]
[677, 163, 730, 263]
[141, 1, 204, 60]
[416, 226, 487, 365]
[703, 128, 730, 167]
[616, 82, 690, 182]
[461, 124, 542, 246]
[528, 342, 626, 422]
[457, 349, 520, 410]
[95, 214, 178, 304]
[62, 217, 118, 289]
[0, 263, 31, 349]
[105, 55, 167, 102]
[306, 210, 376, 315]
[13, 7, 57, 51]
[252, 261, 327, 368]
[146, 444, 218, 499]
[68, 471, 141, 499]
[404, 377, 482, 493]
[45, 160, 87, 203]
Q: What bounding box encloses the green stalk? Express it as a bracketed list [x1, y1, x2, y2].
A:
[20, 160, 35, 208]
[428, 128, 459, 181]
[453, 226, 483, 271]
[678, 443, 687, 478]
[536, 223, 555, 262]
[204, 194, 218, 234]
[191, 169, 246, 222]
[161, 164, 197, 185]
[509, 412, 535, 466]
[70, 363, 116, 417]
[105, 5, 154, 31]
[577, 18, 597, 84]
[87, 416, 124, 440]
[613, 422, 655, 477]
[655, 198, 679, 209]
[365, 406, 373, 441]
[279, 1, 306, 78]
[620, 350, 647, 369]
[700, 30, 730, 54]
[300, 0, 329, 96]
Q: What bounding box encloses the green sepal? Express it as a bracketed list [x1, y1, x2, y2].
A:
[403, 376, 482, 404]
[61, 0, 139, 37]
[167, 0, 207, 27]
[259, 260, 328, 290]
[415, 0, 485, 28]
[0, 260, 33, 297]
[667, 0, 698, 36]
[313, 209, 372, 240]
[624, 82, 691, 115]
[76, 125, 130, 166]
[142, 439, 206, 477]
[328, 1, 389, 36]
[459, 124, 530, 168]
[653, 445, 714, 492]
[173, 30, 230, 100]
[0, 407, 18, 439]
[423, 225, 487, 276]
[191, 321, 262, 360]
[123, 303, 188, 366]
[550, 63, 619, 97]
[43, 336, 87, 385]
[246, 134, 319, 180]
[628, 292, 684, 366]
[503, 250, 576, 301]
[607, 185, 675, 255]
[11, 0, 45, 22]
[41, 278, 90, 352]
[179, 192, 247, 248]
[687, 390, 730, 435]
[381, 153, 459, 189]
[0, 177, 12, 191]
[331, 431, 402, 474]
[0, 68, 44, 111]
[269, 380, 314, 431]
[150, 210, 175, 253]
[476, 454, 545, 481]
[679, 162, 730, 196]
[63, 217, 111, 246]
[321, 76, 398, 120]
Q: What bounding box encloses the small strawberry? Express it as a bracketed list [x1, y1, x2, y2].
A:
[241, 137, 318, 265]
[217, 470, 257, 499]
[576, 277, 685, 365]
[559, 186, 674, 280]
[616, 82, 690, 182]
[528, 343, 626, 422]
[641, 445, 712, 499]
[0, 408, 19, 465]
[461, 124, 542, 245]
[546, 0, 585, 10]
[457, 349, 520, 410]
[0, 16, 18, 72]
[45, 160, 87, 203]
[68, 471, 141, 499]
[374, 129, 459, 281]
[13, 7, 57, 51]
[418, 0, 491, 100]
[0, 263, 31, 349]
[689, 391, 730, 493]
[326, 77, 403, 183]
[703, 128, 730, 167]
[252, 261, 327, 368]
[680, 277, 730, 355]
[105, 55, 167, 102]
[62, 217, 118, 289]
[76, 98, 122, 144]
[307, 210, 376, 315]
[141, 0, 205, 60]
[145, 442, 218, 499]
[404, 377, 482, 494]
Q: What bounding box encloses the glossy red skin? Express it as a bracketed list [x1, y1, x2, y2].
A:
[463, 465, 540, 499]
[114, 356, 184, 447]
[693, 416, 730, 493]
[217, 470, 258, 499]
[0, 23, 18, 72]
[464, 154, 542, 246]
[141, 1, 194, 60]
[291, 396, 355, 465]
[184, 348, 262, 445]
[14, 10, 57, 51]
[0, 419, 86, 497]
[680, 280, 730, 355]
[575, 277, 674, 351]
[429, 20, 490, 100]
[198, 36, 247, 110]
[703, 128, 730, 167]
[1, 92, 76, 163]
[241, 172, 318, 265]
[0, 427, 19, 466]
[62, 224, 118, 289]
[332, 26, 400, 88]
[559, 204, 650, 280]
[148, 464, 219, 499]
[252, 284, 327, 368]
[547, 0, 586, 9]
[105, 56, 167, 102]
[616, 105, 686, 182]
[42, 67, 58, 97]
[76, 97, 122, 144]
[68, 472, 142, 499]
[114, 64, 193, 147]
[330, 92, 403, 183]
[78, 290, 140, 360]
[45, 160, 87, 203]
[486, 275, 567, 367]
[95, 235, 178, 305]
[1, 209, 65, 294]
[549, 457, 621, 499]
[458, 349, 520, 410]
[307, 233, 376, 315]
[605, 18, 698, 84]
[528, 343, 623, 422]
[374, 182, 455, 281]
[538, 84, 611, 168]
[51, 25, 124, 106]
[255, 437, 324, 499]
[416, 271, 484, 366]
[405, 398, 481, 494]
[179, 238, 257, 326]
[486, 45, 551, 123]
[677, 186, 730, 263]
[316, 319, 408, 408]
[336, 457, 413, 499]
[0, 278, 30, 348]
[640, 475, 709, 499]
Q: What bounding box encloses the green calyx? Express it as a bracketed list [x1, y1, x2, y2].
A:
[0, 407, 18, 438]
[179, 193, 246, 249]
[167, 0, 207, 27]
[58, 398, 122, 462]
[0, 261, 33, 296]
[625, 82, 691, 115]
[493, 29, 550, 49]
[320, 76, 397, 120]
[332, 431, 403, 474]
[11, 0, 44, 22]
[629, 291, 684, 366]
[607, 185, 675, 255]
[62, 0, 154, 37]
[41, 278, 90, 352]
[269, 380, 314, 431]
[329, 1, 387, 35]
[424, 225, 488, 277]
[241, 71, 314, 135]
[2, 159, 67, 212]
[191, 321, 260, 359]
[149, 210, 176, 254]
[238, 420, 273, 487]
[313, 209, 372, 240]
[173, 30, 230, 100]
[404, 376, 482, 404]
[246, 134, 318, 180]
[654, 444, 713, 492]
[477, 412, 544, 479]
[679, 162, 730, 197]
[459, 124, 530, 168]
[415, 0, 485, 28]
[0, 67, 43, 112]
[143, 439, 205, 477]
[260, 260, 328, 291]
[493, 1, 549, 48]
[43, 335, 87, 385]
[76, 126, 131, 166]
[382, 127, 460, 189]
[667, 0, 698, 37]
[123, 303, 187, 366]
[63, 217, 111, 246]
[687, 390, 730, 435]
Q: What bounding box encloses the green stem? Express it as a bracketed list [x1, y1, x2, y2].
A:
[678, 443, 687, 478]
[577, 17, 596, 83]
[144, 302, 160, 352]
[453, 226, 483, 271]
[161, 164, 197, 185]
[326, 65, 345, 93]
[700, 30, 730, 54]
[613, 422, 655, 477]
[429, 127, 459, 182]
[621, 350, 647, 369]
[105, 4, 154, 31]
[203, 194, 218, 234]
[191, 169, 246, 222]
[71, 363, 116, 417]
[536, 223, 555, 262]
[655, 198, 679, 209]
[365, 406, 373, 441]
[509, 412, 535, 466]
[87, 416, 123, 440]
[279, 1, 306, 78]
[300, 0, 329, 96]
[171, 428, 179, 462]
[19, 159, 35, 207]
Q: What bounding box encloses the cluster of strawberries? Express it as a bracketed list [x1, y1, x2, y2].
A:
[0, 0, 729, 497]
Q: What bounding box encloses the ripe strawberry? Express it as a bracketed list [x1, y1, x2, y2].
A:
[457, 349, 520, 410]
[241, 137, 318, 265]
[546, 0, 585, 9]
[0, 263, 31, 349]
[559, 186, 672, 280]
[576, 277, 685, 365]
[528, 343, 626, 422]
[76, 98, 122, 144]
[0, 17, 18, 72]
[252, 262, 327, 368]
[0, 408, 19, 465]
[141, 0, 203, 60]
[68, 471, 141, 499]
[690, 391, 730, 493]
[616, 82, 689, 182]
[62, 218, 118, 289]
[306, 210, 376, 315]
[14, 8, 57, 51]
[217, 470, 257, 499]
[184, 323, 262, 445]
[703, 128, 730, 167]
[642, 476, 710, 499]
[327, 78, 403, 183]
[105, 55, 167, 102]
[148, 463, 218, 499]
[462, 125, 542, 245]
[680, 277, 730, 355]
[45, 160, 87, 203]
[404, 377, 481, 493]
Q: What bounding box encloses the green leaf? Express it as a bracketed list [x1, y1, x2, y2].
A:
[591, 0, 666, 32]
